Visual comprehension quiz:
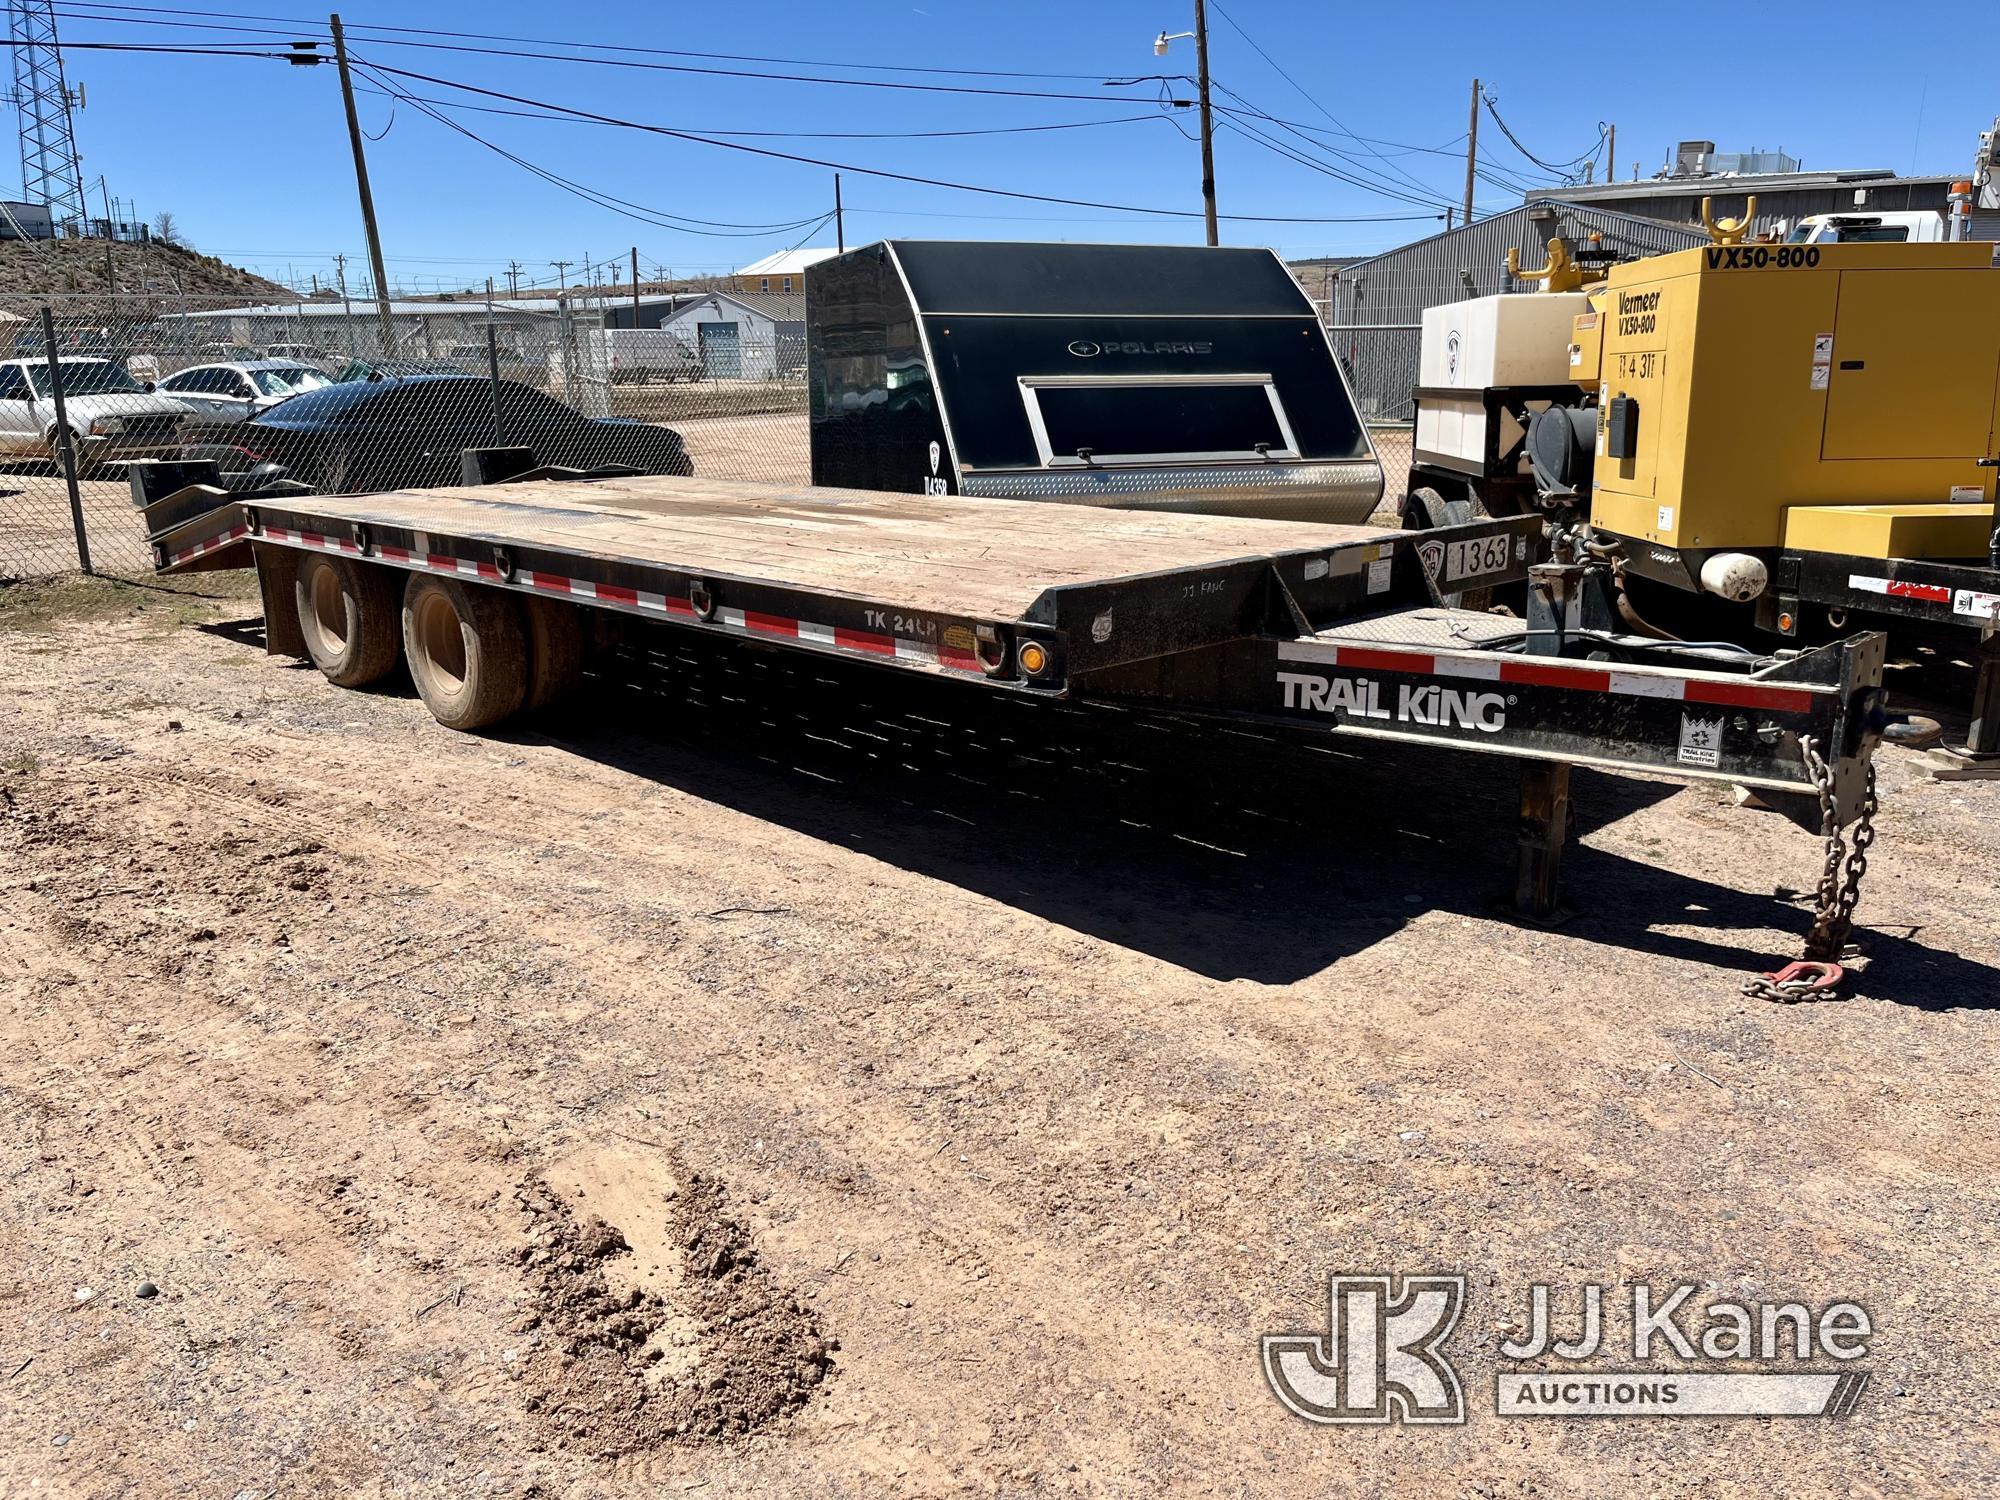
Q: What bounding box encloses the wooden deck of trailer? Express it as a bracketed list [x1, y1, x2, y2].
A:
[188, 474, 1388, 620]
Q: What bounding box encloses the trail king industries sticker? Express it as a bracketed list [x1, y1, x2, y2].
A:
[1677, 712, 1723, 768]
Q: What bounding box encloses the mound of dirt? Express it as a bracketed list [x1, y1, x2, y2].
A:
[0, 236, 293, 312]
[515, 1169, 834, 1455]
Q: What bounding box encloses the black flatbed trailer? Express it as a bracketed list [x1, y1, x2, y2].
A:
[145, 469, 1887, 930]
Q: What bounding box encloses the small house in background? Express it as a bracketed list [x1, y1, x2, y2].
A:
[731, 248, 839, 298]
[659, 290, 805, 379]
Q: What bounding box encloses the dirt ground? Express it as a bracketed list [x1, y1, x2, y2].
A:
[0, 572, 1996, 1498]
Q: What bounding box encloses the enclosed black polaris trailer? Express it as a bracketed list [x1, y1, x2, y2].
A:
[808, 240, 1385, 524]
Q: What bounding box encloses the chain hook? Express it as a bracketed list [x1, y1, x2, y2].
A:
[1750, 735, 1878, 1003]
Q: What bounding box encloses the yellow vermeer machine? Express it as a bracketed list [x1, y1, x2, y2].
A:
[1409, 202, 2000, 761]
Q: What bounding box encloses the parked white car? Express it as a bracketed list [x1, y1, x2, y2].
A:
[157, 360, 333, 423]
[0, 357, 195, 472]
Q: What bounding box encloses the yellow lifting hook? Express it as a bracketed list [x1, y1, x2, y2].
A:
[1505, 235, 1600, 293]
[1700, 195, 1759, 245]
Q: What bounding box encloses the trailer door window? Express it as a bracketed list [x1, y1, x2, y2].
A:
[1019, 375, 1298, 466]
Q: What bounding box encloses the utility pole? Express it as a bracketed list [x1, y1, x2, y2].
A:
[549, 259, 571, 297]
[98, 176, 114, 291]
[1463, 77, 1480, 225]
[333, 251, 357, 360]
[1606, 123, 1616, 186]
[330, 13, 394, 353]
[834, 172, 844, 253]
[630, 245, 642, 329]
[506, 259, 521, 297]
[1193, 0, 1217, 245]
[1155, 11, 1217, 245]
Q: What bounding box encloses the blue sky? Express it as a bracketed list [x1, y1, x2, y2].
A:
[44, 0, 1988, 294]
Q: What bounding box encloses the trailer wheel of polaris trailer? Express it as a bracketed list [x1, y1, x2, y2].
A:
[522, 595, 585, 712]
[293, 553, 401, 688]
[401, 574, 528, 731]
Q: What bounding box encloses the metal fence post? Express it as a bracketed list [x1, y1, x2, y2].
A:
[40, 304, 92, 575]
[487, 321, 505, 446]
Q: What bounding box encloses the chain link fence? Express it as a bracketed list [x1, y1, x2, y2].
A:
[1326, 321, 1418, 516]
[1327, 322, 1420, 428]
[0, 293, 1424, 582]
[0, 292, 810, 581]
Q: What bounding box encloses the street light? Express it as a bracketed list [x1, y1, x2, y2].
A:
[1153, 3, 1218, 246]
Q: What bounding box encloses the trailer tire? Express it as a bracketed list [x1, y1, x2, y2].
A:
[523, 595, 585, 711]
[401, 574, 528, 731]
[294, 553, 401, 687]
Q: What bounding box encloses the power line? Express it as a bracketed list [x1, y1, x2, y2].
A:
[352, 61, 838, 240]
[1204, 0, 1442, 200]
[354, 57, 1444, 225]
[55, 0, 1160, 81]
[347, 83, 1179, 143]
[51, 6, 1192, 105]
[1481, 91, 1606, 180]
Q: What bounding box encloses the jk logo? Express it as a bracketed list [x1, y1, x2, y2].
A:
[1262, 1274, 1466, 1425]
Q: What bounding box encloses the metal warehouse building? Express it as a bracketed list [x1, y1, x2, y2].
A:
[1538, 167, 2000, 245]
[1322, 200, 1706, 423]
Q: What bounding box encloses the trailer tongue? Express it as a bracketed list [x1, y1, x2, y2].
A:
[147, 470, 1886, 968]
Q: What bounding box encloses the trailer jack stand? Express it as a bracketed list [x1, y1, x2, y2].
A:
[1920, 622, 2000, 778]
[1512, 760, 1573, 924]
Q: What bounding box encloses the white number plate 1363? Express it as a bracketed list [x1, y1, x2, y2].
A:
[1445, 534, 1512, 582]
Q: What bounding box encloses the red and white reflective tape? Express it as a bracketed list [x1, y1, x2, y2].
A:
[263, 523, 369, 560]
[712, 604, 981, 671]
[245, 521, 984, 675]
[1847, 573, 1952, 606]
[163, 523, 249, 565]
[1277, 639, 1823, 713]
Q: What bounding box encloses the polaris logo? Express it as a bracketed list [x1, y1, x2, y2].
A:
[1066, 338, 1213, 357]
[1277, 672, 1509, 733]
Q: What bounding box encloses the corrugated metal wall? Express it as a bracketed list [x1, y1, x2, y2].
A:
[1541, 178, 1989, 244]
[1324, 202, 1707, 423]
[1327, 201, 1708, 326]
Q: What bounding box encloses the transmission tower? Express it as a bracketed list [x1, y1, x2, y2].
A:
[10, 0, 86, 231]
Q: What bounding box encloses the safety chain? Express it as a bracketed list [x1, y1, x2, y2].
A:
[1743, 735, 1879, 1004]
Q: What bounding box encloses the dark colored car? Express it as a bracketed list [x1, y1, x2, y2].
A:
[179, 374, 692, 493]
[334, 356, 466, 383]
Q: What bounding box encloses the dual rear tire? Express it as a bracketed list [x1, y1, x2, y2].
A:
[291, 553, 583, 730]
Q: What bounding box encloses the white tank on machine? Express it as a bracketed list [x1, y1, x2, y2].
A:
[1414, 292, 1591, 471]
